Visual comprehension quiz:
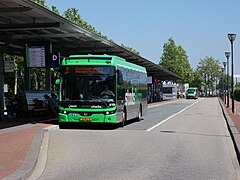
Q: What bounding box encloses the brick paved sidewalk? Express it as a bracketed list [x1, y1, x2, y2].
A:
[223, 98, 240, 133]
[0, 124, 50, 179]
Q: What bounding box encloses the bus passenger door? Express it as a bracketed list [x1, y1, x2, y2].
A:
[116, 69, 125, 123]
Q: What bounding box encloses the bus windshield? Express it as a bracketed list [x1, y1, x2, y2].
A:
[60, 66, 116, 108]
[162, 87, 173, 94]
[187, 89, 196, 93]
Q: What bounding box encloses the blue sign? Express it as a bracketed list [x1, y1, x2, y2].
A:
[50, 52, 60, 67]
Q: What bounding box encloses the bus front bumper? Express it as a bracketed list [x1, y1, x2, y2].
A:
[58, 112, 117, 123]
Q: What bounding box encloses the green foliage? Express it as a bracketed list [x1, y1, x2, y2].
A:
[4, 53, 48, 92]
[159, 38, 192, 83]
[31, 0, 48, 7]
[63, 8, 103, 37]
[30, 68, 46, 90]
[120, 44, 140, 55]
[4, 55, 25, 95]
[234, 88, 240, 101]
[197, 56, 221, 93]
[51, 6, 60, 14]
[235, 82, 240, 88]
[189, 71, 203, 89]
[63, 8, 82, 24]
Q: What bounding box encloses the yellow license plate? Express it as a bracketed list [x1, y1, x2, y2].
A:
[80, 118, 92, 121]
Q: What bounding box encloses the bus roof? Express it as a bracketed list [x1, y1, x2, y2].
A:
[62, 54, 146, 73]
[188, 87, 198, 89]
[68, 54, 124, 61]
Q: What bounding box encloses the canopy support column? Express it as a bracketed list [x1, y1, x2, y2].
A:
[45, 41, 52, 91]
[45, 68, 51, 91]
[0, 53, 4, 120]
[24, 67, 30, 91]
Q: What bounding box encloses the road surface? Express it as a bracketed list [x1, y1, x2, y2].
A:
[31, 98, 240, 180]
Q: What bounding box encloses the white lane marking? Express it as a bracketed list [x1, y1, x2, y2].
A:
[148, 100, 177, 109]
[146, 98, 204, 132]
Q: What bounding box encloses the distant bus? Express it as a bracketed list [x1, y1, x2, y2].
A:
[186, 87, 199, 99]
[58, 55, 148, 127]
[162, 84, 177, 100]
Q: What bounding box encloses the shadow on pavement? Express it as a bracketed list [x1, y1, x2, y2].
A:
[59, 118, 139, 130]
[0, 115, 58, 129]
[59, 122, 119, 130]
[160, 130, 231, 138]
[0, 114, 141, 130]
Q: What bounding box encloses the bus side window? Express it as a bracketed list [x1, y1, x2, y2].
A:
[117, 69, 123, 85]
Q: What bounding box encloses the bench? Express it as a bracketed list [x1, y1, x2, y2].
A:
[23, 91, 53, 116]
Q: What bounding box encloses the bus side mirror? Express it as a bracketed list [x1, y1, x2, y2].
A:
[117, 70, 123, 85]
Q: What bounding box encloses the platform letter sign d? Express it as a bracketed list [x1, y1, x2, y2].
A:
[50, 52, 60, 67]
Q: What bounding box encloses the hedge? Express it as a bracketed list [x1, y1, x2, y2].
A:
[234, 88, 240, 101]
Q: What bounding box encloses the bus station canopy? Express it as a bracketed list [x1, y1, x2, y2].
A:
[0, 0, 181, 81]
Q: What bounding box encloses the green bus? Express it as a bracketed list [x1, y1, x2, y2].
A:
[58, 54, 148, 127]
[186, 87, 199, 99]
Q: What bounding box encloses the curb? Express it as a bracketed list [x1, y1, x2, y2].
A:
[218, 98, 240, 165]
[3, 125, 59, 180]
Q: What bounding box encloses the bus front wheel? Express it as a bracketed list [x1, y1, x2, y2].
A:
[121, 109, 127, 127]
[59, 122, 67, 129]
[137, 105, 143, 121]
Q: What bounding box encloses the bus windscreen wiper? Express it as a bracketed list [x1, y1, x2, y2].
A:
[89, 96, 108, 108]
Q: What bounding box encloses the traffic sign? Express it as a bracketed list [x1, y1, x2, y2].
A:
[50, 52, 60, 67]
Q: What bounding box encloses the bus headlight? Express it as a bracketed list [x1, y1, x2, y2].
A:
[104, 109, 116, 115]
[59, 110, 67, 114]
[109, 103, 116, 107]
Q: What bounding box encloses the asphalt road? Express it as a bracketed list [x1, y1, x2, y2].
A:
[34, 98, 240, 180]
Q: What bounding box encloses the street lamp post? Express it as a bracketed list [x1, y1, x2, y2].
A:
[228, 33, 236, 113]
[221, 67, 224, 101]
[223, 62, 227, 104]
[225, 52, 230, 108]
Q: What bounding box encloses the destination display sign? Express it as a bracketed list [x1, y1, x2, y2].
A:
[62, 66, 113, 75]
[26, 45, 46, 68]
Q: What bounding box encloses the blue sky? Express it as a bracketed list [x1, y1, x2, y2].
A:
[45, 0, 240, 75]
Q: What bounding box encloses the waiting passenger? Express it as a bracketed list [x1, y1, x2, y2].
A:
[33, 98, 43, 109]
[44, 94, 58, 114]
[51, 92, 59, 104]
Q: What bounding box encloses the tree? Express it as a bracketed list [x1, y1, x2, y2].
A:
[51, 6, 60, 15]
[196, 56, 221, 95]
[63, 8, 100, 36]
[189, 70, 203, 89]
[63, 8, 82, 24]
[32, 0, 48, 8]
[236, 82, 240, 88]
[159, 38, 192, 83]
